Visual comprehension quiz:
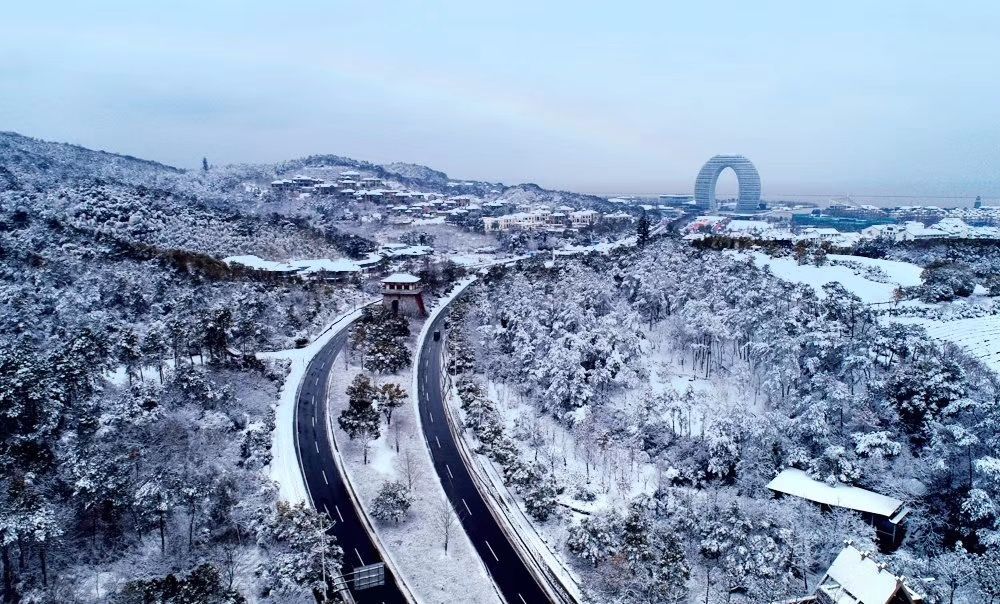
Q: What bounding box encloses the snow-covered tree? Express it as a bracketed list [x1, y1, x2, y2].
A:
[371, 480, 413, 524]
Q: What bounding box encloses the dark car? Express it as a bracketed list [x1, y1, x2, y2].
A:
[433, 330, 441, 341]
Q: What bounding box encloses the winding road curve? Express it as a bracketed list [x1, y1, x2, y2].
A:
[416, 302, 555, 604]
[294, 321, 407, 603]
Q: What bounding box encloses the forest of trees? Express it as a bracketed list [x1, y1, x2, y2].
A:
[0, 151, 366, 602]
[447, 241, 1000, 603]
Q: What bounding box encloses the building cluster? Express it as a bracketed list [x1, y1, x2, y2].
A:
[683, 215, 864, 246]
[823, 200, 1000, 227]
[482, 207, 630, 234]
[685, 212, 1000, 248]
[861, 217, 1000, 241]
[270, 171, 388, 197]
[269, 172, 639, 235]
[269, 171, 490, 223]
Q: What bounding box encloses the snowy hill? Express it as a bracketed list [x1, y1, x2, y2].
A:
[0, 131, 183, 192]
[381, 161, 450, 183]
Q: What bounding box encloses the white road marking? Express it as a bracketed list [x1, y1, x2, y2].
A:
[435, 435, 441, 448]
[314, 377, 318, 386]
[445, 464, 453, 479]
[462, 498, 472, 516]
[311, 395, 315, 405]
[334, 505, 344, 522]
[354, 548, 364, 565]
[312, 416, 315, 427]
[315, 441, 319, 453]
[323, 503, 330, 517]
[484, 539, 499, 562]
[518, 594, 527, 604]
[322, 470, 329, 485]
[428, 411, 434, 423]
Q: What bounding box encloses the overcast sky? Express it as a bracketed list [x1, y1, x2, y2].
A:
[2, 1, 998, 197]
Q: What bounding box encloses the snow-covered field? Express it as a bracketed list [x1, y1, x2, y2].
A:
[741, 252, 923, 304]
[893, 315, 1000, 373]
[327, 316, 501, 604]
[741, 251, 1000, 372]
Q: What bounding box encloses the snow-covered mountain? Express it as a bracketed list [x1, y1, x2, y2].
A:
[0, 131, 183, 191]
[2, 131, 610, 211]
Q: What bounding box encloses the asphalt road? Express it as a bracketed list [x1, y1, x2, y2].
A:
[417, 307, 553, 604]
[295, 322, 407, 604]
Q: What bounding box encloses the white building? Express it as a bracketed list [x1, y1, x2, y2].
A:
[811, 544, 923, 604]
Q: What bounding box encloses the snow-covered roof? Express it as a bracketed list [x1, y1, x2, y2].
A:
[726, 219, 771, 232]
[224, 255, 297, 272]
[290, 258, 361, 274]
[382, 273, 421, 284]
[767, 468, 904, 517]
[819, 545, 922, 603]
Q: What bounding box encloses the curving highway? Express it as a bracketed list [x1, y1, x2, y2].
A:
[294, 321, 407, 603]
[416, 304, 554, 604]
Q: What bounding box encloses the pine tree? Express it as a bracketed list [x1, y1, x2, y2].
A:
[567, 511, 622, 567]
[141, 322, 168, 383]
[377, 383, 407, 426]
[202, 157, 209, 172]
[523, 472, 559, 521]
[117, 327, 143, 385]
[339, 375, 381, 463]
[371, 480, 413, 524]
[637, 211, 651, 246]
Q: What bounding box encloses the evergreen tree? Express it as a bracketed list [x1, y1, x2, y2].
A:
[338, 375, 381, 463]
[202, 157, 209, 172]
[567, 511, 622, 567]
[523, 472, 559, 521]
[117, 327, 143, 385]
[141, 322, 168, 383]
[636, 211, 651, 246]
[377, 383, 407, 426]
[370, 480, 413, 524]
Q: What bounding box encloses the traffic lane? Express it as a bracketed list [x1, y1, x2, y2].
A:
[298, 332, 402, 602]
[295, 329, 406, 603]
[418, 316, 552, 604]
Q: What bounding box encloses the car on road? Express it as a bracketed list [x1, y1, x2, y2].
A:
[433, 330, 441, 341]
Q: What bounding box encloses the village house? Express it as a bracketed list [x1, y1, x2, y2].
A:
[767, 468, 910, 550]
[569, 209, 601, 228]
[799, 544, 924, 604]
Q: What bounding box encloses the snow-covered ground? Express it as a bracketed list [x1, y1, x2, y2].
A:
[827, 254, 923, 287]
[555, 235, 637, 255]
[893, 315, 1000, 373]
[741, 250, 1000, 373]
[741, 252, 924, 304]
[326, 303, 501, 604]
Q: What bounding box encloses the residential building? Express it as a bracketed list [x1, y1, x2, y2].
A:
[767, 468, 910, 550]
[808, 544, 923, 604]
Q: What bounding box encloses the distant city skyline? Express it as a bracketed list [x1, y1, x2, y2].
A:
[2, 1, 999, 198]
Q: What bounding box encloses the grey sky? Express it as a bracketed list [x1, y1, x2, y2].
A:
[2, 1, 998, 197]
